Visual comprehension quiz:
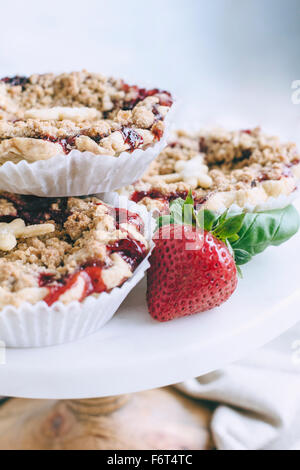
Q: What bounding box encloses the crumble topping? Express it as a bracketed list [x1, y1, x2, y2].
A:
[0, 193, 149, 309]
[123, 127, 300, 212]
[0, 71, 173, 163]
[24, 106, 101, 122]
[0, 219, 54, 251]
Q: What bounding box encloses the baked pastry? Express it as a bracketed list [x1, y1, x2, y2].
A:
[0, 193, 149, 309]
[122, 127, 300, 212]
[0, 71, 173, 163]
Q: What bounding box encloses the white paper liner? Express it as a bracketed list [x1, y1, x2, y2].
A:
[110, 184, 300, 219]
[208, 187, 300, 215]
[0, 196, 155, 348]
[0, 106, 175, 197]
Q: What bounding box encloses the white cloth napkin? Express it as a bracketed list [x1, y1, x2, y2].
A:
[176, 322, 300, 450]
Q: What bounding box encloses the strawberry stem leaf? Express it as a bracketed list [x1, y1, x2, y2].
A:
[156, 194, 300, 268]
[197, 210, 219, 232]
[212, 213, 246, 241]
[236, 265, 243, 278]
[184, 190, 194, 207]
[233, 248, 253, 265]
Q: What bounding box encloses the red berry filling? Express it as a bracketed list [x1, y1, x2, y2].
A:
[130, 189, 209, 211]
[40, 127, 145, 155]
[122, 83, 173, 110]
[1, 76, 29, 89]
[40, 235, 147, 306]
[120, 127, 143, 152]
[41, 135, 79, 155]
[151, 125, 163, 141]
[131, 189, 189, 204]
[112, 207, 145, 233]
[0, 193, 70, 225]
[199, 137, 208, 153]
[241, 129, 252, 135]
[109, 238, 147, 270]
[41, 264, 106, 307]
[287, 158, 300, 168]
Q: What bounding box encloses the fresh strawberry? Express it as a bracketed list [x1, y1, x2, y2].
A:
[147, 193, 245, 322]
[147, 224, 237, 321]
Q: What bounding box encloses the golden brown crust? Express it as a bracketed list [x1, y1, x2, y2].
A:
[0, 71, 173, 162]
[0, 194, 149, 308]
[125, 127, 300, 211]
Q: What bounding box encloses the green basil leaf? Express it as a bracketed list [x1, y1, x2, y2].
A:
[233, 248, 253, 265]
[232, 205, 300, 256]
[271, 205, 300, 246]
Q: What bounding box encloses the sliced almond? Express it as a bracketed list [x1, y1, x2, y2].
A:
[75, 135, 111, 155]
[155, 173, 182, 184]
[0, 138, 62, 162]
[0, 232, 17, 251]
[3, 218, 26, 236]
[24, 106, 100, 122]
[21, 223, 55, 239]
[101, 254, 132, 290]
[262, 178, 296, 198]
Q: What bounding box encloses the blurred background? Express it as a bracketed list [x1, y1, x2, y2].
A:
[1, 0, 300, 140]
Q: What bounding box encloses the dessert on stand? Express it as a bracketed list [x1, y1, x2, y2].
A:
[0, 71, 174, 196]
[0, 71, 299, 450]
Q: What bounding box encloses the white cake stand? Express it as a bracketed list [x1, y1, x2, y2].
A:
[0, 202, 299, 399]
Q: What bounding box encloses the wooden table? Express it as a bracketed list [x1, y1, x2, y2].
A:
[0, 390, 214, 450]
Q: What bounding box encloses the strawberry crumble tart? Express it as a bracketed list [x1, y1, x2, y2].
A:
[122, 128, 300, 212]
[0, 193, 149, 309]
[0, 71, 173, 164]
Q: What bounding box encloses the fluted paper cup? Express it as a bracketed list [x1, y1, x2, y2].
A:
[115, 185, 300, 216]
[0, 196, 155, 348]
[205, 188, 300, 214]
[0, 106, 175, 197]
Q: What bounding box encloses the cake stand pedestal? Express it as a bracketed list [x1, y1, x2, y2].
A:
[0, 390, 213, 450]
[0, 204, 299, 449]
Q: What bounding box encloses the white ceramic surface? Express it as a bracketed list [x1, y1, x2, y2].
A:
[0, 200, 299, 399]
